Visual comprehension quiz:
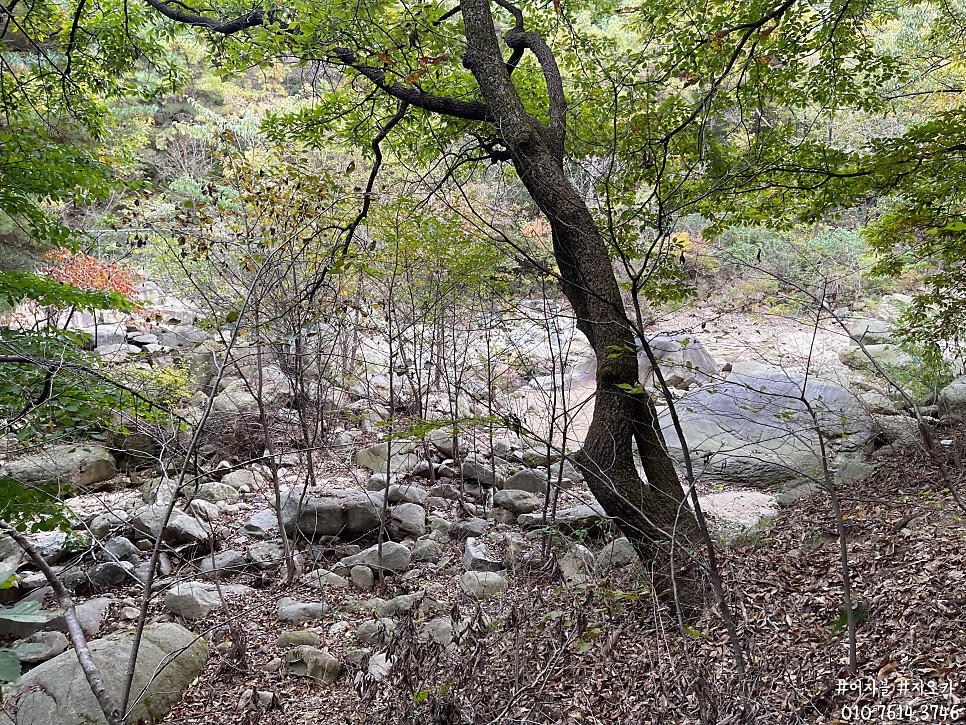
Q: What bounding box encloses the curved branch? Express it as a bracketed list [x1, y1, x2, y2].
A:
[331, 48, 492, 121]
[304, 100, 410, 302]
[141, 0, 493, 122]
[141, 0, 269, 33]
[1, 523, 123, 725]
[503, 28, 566, 151]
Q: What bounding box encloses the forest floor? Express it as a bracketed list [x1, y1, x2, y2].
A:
[143, 425, 966, 725]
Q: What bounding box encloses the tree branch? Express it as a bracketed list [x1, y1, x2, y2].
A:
[0, 354, 185, 423]
[304, 100, 410, 302]
[330, 48, 492, 122]
[1, 522, 122, 725]
[141, 0, 493, 122]
[492, 0, 566, 151]
[140, 0, 269, 34]
[660, 0, 797, 145]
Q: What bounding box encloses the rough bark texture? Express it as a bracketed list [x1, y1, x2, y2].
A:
[460, 0, 698, 577]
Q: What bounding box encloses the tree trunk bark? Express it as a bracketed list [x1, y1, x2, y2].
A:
[461, 0, 699, 593]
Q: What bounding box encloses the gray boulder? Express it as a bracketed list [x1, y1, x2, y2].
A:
[95, 343, 139, 362]
[198, 550, 248, 579]
[374, 591, 425, 617]
[211, 367, 293, 414]
[131, 505, 210, 546]
[74, 597, 112, 638]
[0, 445, 115, 490]
[277, 597, 327, 625]
[355, 618, 395, 645]
[165, 581, 220, 620]
[191, 482, 239, 504]
[284, 645, 341, 684]
[165, 581, 250, 620]
[857, 389, 900, 415]
[939, 376, 966, 415]
[502, 469, 548, 494]
[560, 544, 596, 581]
[14, 631, 68, 665]
[241, 509, 278, 537]
[493, 489, 542, 514]
[94, 536, 140, 564]
[411, 537, 444, 563]
[449, 517, 488, 539]
[839, 344, 914, 370]
[186, 499, 218, 522]
[459, 571, 507, 600]
[875, 415, 921, 448]
[0, 533, 19, 563]
[699, 490, 778, 530]
[386, 483, 430, 506]
[277, 630, 320, 648]
[280, 487, 383, 539]
[387, 503, 426, 539]
[339, 542, 410, 573]
[246, 540, 286, 569]
[88, 510, 132, 540]
[2, 623, 207, 724]
[427, 429, 459, 457]
[463, 538, 503, 572]
[299, 569, 350, 590]
[660, 364, 873, 489]
[640, 333, 718, 389]
[849, 318, 893, 345]
[461, 458, 506, 487]
[355, 440, 419, 475]
[88, 561, 135, 589]
[420, 617, 454, 647]
[350, 565, 374, 590]
[158, 324, 209, 349]
[220, 470, 260, 491]
[34, 533, 70, 565]
[518, 502, 608, 532]
[596, 537, 640, 569]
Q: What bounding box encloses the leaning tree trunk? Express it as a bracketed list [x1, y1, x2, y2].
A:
[461, 0, 699, 593]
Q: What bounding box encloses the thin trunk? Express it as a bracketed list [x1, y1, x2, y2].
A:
[2, 524, 122, 725]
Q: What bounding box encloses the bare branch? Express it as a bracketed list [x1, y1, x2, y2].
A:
[1, 522, 123, 725]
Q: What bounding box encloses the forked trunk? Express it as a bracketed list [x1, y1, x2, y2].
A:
[461, 0, 700, 600]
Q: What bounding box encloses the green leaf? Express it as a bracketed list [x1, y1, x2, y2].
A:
[10, 642, 43, 656]
[0, 650, 22, 683]
[0, 600, 53, 623]
[0, 568, 17, 590]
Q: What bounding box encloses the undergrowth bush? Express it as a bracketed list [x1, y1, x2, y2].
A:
[0, 329, 185, 444]
[714, 225, 876, 303]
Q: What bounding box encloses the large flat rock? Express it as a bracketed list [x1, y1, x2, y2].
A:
[1, 622, 208, 724]
[280, 487, 384, 539]
[660, 364, 873, 489]
[0, 445, 116, 490]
